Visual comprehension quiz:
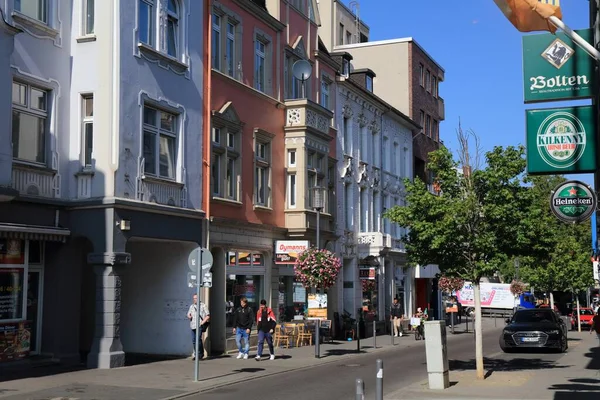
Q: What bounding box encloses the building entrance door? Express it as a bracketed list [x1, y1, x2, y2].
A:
[27, 269, 43, 354]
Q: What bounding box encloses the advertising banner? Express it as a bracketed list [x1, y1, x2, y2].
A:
[275, 240, 309, 265]
[0, 239, 24, 265]
[0, 321, 31, 362]
[0, 268, 24, 320]
[526, 105, 596, 175]
[522, 29, 595, 103]
[455, 282, 517, 309]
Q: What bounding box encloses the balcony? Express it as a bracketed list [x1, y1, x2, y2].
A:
[11, 162, 60, 198]
[437, 96, 445, 121]
[284, 99, 334, 140]
[357, 232, 392, 249]
[138, 176, 187, 207]
[285, 209, 334, 238]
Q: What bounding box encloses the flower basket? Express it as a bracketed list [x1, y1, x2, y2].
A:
[361, 279, 377, 293]
[510, 280, 526, 296]
[294, 247, 342, 290]
[438, 276, 465, 294]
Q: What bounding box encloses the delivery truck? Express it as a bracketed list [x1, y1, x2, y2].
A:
[455, 282, 536, 316]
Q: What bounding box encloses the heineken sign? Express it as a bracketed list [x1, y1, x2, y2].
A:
[550, 180, 597, 224]
[526, 106, 596, 175]
[522, 29, 595, 103]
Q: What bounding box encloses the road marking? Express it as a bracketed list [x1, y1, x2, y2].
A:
[49, 398, 79, 400]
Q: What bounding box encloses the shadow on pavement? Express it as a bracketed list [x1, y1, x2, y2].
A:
[584, 347, 600, 370]
[322, 349, 366, 357]
[0, 361, 85, 383]
[449, 357, 570, 373]
[125, 352, 189, 366]
[550, 377, 600, 400]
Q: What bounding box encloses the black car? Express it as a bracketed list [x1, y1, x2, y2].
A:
[499, 309, 568, 353]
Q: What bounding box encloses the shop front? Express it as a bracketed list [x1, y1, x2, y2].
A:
[275, 240, 310, 321]
[225, 250, 265, 327]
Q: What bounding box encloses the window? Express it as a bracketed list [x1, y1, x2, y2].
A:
[15, 0, 47, 23]
[288, 174, 296, 208]
[343, 117, 351, 154]
[166, 0, 179, 57]
[288, 150, 296, 167]
[255, 38, 266, 92]
[393, 142, 399, 175]
[83, 0, 95, 35]
[212, 127, 221, 144]
[143, 105, 177, 179]
[339, 23, 344, 45]
[419, 63, 424, 87]
[419, 110, 425, 134]
[212, 14, 221, 69]
[342, 59, 350, 77]
[346, 31, 352, 45]
[426, 69, 431, 92]
[320, 77, 330, 108]
[139, 0, 154, 46]
[426, 115, 431, 137]
[12, 81, 47, 164]
[212, 153, 221, 196]
[212, 107, 242, 202]
[432, 76, 438, 97]
[382, 194, 389, 234]
[359, 189, 367, 232]
[345, 184, 353, 230]
[226, 22, 235, 77]
[254, 137, 271, 207]
[433, 120, 439, 141]
[365, 75, 373, 92]
[82, 95, 94, 168]
[307, 173, 316, 208]
[227, 156, 236, 198]
[285, 55, 304, 99]
[227, 132, 235, 148]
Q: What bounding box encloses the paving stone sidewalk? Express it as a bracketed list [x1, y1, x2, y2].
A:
[385, 330, 600, 400]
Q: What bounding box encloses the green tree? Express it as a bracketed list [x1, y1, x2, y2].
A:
[384, 128, 533, 380]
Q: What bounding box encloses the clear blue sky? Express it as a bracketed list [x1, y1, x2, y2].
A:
[346, 0, 594, 184]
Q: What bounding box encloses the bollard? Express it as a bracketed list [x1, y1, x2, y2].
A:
[373, 320, 377, 349]
[391, 319, 394, 346]
[315, 319, 320, 358]
[376, 359, 383, 400]
[355, 378, 365, 400]
[356, 320, 361, 353]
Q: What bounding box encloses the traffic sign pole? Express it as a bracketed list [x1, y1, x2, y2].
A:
[194, 248, 202, 382]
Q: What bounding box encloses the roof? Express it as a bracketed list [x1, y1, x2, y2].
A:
[335, 37, 445, 72]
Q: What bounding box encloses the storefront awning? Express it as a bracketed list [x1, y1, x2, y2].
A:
[0, 223, 70, 243]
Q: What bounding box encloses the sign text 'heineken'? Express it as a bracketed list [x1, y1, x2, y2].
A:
[522, 29, 595, 103]
[526, 105, 596, 175]
[550, 180, 597, 224]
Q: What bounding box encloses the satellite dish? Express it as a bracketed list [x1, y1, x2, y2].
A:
[292, 59, 312, 81]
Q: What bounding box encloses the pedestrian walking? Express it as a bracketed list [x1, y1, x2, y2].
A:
[255, 299, 276, 361]
[187, 294, 210, 360]
[390, 298, 404, 337]
[590, 308, 600, 344]
[233, 296, 254, 359]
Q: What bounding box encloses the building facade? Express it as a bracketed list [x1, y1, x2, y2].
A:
[0, 0, 206, 368]
[206, 0, 338, 354]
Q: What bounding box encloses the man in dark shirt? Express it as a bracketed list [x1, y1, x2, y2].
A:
[390, 298, 404, 337]
[255, 299, 276, 361]
[233, 296, 254, 359]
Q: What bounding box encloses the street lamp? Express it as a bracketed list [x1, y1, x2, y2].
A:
[312, 185, 327, 249]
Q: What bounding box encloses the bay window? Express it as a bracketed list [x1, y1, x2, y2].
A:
[12, 81, 48, 165]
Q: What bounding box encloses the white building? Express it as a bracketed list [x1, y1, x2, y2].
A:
[0, 0, 206, 368]
[330, 51, 418, 324]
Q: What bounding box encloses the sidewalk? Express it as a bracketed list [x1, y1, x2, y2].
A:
[385, 330, 600, 400]
[0, 333, 407, 400]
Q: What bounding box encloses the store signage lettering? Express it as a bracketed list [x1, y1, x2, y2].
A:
[526, 106, 596, 175]
[275, 240, 309, 265]
[359, 267, 376, 280]
[0, 268, 24, 320]
[522, 29, 595, 103]
[550, 180, 597, 224]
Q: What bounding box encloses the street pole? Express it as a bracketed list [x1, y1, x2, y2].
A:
[194, 248, 203, 382]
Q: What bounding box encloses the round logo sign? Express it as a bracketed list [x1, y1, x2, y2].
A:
[537, 112, 586, 169]
[550, 180, 597, 223]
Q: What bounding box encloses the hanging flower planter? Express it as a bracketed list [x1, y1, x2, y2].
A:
[438, 276, 465, 294]
[294, 247, 342, 290]
[510, 280, 527, 296]
[361, 279, 377, 293]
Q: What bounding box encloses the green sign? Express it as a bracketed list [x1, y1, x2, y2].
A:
[522, 29, 594, 103]
[550, 180, 597, 224]
[526, 106, 597, 175]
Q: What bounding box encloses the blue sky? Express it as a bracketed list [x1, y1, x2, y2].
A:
[347, 0, 594, 184]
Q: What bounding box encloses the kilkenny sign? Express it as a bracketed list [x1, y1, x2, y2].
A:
[526, 106, 596, 175]
[522, 28, 594, 103]
[550, 180, 597, 224]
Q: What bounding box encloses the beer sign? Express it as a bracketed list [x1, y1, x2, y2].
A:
[550, 180, 597, 224]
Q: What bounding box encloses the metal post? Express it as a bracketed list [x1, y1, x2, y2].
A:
[356, 319, 361, 353]
[376, 359, 383, 400]
[391, 319, 394, 346]
[373, 320, 377, 349]
[315, 319, 320, 358]
[465, 313, 469, 333]
[451, 311, 455, 334]
[316, 208, 320, 249]
[194, 248, 203, 382]
[355, 378, 365, 400]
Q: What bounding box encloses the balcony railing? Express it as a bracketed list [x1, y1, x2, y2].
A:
[138, 176, 187, 207]
[11, 162, 59, 198]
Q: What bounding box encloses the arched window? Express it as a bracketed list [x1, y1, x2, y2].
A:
[166, 0, 179, 57]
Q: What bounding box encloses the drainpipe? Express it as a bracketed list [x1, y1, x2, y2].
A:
[202, 0, 212, 306]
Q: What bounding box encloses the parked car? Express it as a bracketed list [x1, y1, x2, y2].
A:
[499, 309, 568, 353]
[568, 308, 595, 330]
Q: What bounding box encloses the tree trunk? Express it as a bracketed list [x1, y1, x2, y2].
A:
[576, 296, 581, 333]
[550, 292, 555, 310]
[473, 282, 485, 380]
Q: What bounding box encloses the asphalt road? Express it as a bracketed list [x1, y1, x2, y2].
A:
[197, 326, 516, 400]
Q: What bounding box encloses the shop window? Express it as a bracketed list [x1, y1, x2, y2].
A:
[228, 251, 263, 267]
[278, 275, 307, 322]
[0, 239, 26, 322]
[226, 274, 264, 327]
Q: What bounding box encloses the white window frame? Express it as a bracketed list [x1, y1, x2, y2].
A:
[142, 104, 178, 180]
[345, 183, 353, 231]
[212, 152, 221, 196]
[365, 75, 373, 92]
[166, 0, 180, 57]
[81, 94, 94, 169]
[82, 0, 95, 35]
[212, 122, 241, 202]
[255, 37, 267, 92]
[11, 81, 48, 165]
[15, 0, 48, 24]
[287, 173, 296, 208]
[138, 0, 155, 46]
[288, 150, 296, 167]
[212, 6, 242, 79]
[320, 74, 331, 108]
[212, 13, 221, 69]
[254, 129, 273, 208]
